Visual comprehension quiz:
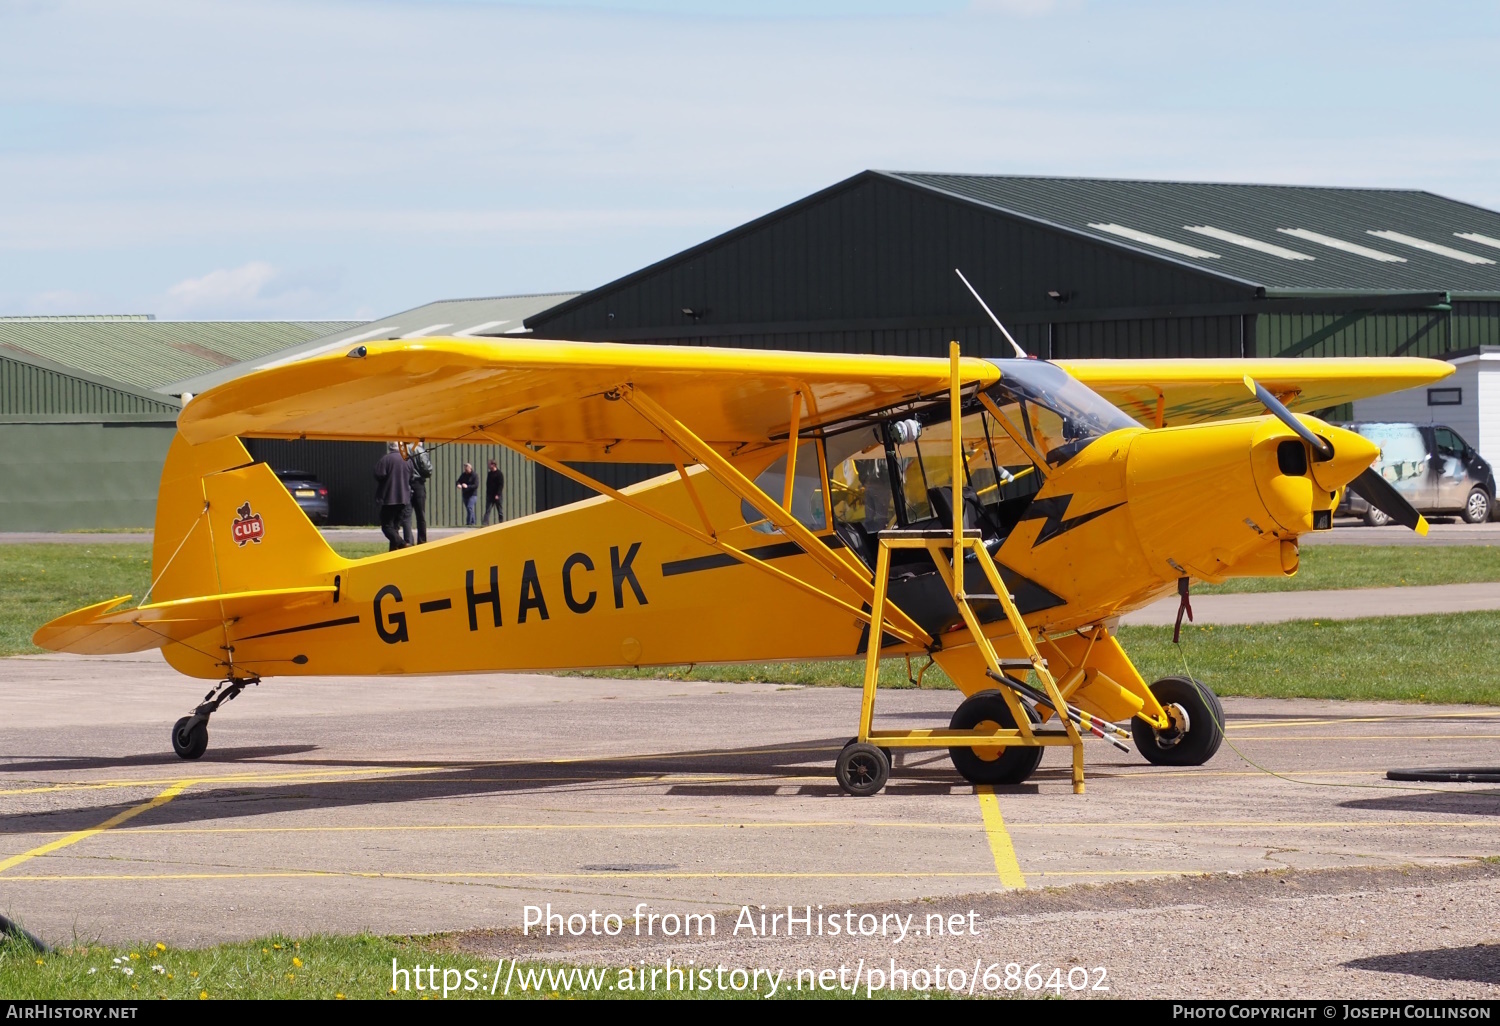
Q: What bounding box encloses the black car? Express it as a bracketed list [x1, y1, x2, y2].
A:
[276, 469, 330, 524]
[1336, 422, 1496, 525]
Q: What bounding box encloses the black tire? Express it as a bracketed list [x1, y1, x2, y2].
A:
[843, 737, 895, 765]
[1463, 487, 1491, 525]
[948, 690, 1044, 786]
[835, 742, 890, 797]
[1131, 677, 1223, 766]
[172, 715, 208, 760]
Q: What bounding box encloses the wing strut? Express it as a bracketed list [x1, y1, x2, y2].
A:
[620, 385, 933, 647]
[479, 426, 933, 649]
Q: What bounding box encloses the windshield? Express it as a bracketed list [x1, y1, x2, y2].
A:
[986, 359, 1139, 466]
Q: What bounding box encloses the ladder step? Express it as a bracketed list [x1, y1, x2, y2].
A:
[996, 658, 1046, 671]
[962, 593, 1011, 602]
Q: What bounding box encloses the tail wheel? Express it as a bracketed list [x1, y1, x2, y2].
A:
[1132, 676, 1223, 766]
[948, 689, 1044, 786]
[1463, 487, 1491, 525]
[835, 742, 890, 797]
[172, 715, 208, 760]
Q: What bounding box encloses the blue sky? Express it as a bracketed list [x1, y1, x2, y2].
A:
[1, 0, 1496, 320]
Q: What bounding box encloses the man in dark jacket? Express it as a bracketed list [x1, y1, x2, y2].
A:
[484, 458, 505, 525]
[403, 442, 434, 546]
[374, 442, 411, 551]
[456, 462, 478, 526]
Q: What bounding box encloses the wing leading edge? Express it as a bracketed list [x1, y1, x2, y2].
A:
[1058, 357, 1455, 427]
[178, 338, 1003, 464]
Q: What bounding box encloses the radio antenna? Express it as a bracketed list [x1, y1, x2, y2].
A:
[955, 268, 1027, 359]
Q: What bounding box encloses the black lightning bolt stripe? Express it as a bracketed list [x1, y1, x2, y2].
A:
[1018, 495, 1126, 547]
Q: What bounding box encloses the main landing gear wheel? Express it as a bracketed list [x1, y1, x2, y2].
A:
[171, 715, 208, 760]
[1131, 676, 1224, 766]
[948, 689, 1044, 786]
[836, 742, 890, 797]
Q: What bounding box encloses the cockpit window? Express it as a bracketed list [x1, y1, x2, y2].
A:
[987, 359, 1139, 466]
[826, 427, 898, 532]
[741, 441, 827, 534]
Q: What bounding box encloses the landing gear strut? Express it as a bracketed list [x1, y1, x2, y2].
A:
[171, 676, 258, 760]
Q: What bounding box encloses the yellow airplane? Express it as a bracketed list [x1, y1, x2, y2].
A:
[34, 337, 1450, 795]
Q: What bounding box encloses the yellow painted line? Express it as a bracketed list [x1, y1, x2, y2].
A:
[125, 820, 983, 835]
[976, 785, 1026, 890]
[0, 770, 811, 796]
[0, 765, 444, 795]
[0, 780, 193, 876]
[1035, 870, 1222, 878]
[4, 818, 1488, 843]
[1008, 820, 1500, 830]
[1231, 711, 1500, 730]
[1098, 768, 1386, 779]
[1209, 734, 1500, 742]
[0, 870, 1005, 882]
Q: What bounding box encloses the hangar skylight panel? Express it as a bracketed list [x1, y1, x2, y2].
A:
[1367, 230, 1496, 265]
[1275, 228, 1407, 263]
[1086, 223, 1220, 259]
[1182, 225, 1314, 260]
[1455, 232, 1500, 252]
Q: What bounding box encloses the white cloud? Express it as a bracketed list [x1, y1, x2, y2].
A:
[162, 261, 279, 316]
[159, 261, 344, 319]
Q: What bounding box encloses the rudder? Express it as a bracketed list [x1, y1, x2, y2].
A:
[150, 433, 346, 605]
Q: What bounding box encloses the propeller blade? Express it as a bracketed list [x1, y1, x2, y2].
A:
[1350, 467, 1429, 536]
[1242, 375, 1333, 460]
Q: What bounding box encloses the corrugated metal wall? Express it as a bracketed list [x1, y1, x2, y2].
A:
[1259, 311, 1454, 359]
[244, 438, 536, 526]
[1051, 315, 1247, 359]
[529, 173, 1251, 349]
[1, 355, 180, 416]
[0, 421, 175, 530]
[1455, 301, 1500, 348]
[534, 461, 674, 511]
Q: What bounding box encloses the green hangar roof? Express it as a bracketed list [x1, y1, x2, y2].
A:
[887, 173, 1500, 296]
[0, 315, 365, 393]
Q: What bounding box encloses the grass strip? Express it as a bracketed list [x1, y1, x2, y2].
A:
[1198, 543, 1500, 593]
[583, 612, 1500, 706]
[0, 934, 920, 1000]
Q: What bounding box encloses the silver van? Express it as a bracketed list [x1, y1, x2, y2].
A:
[1336, 422, 1496, 525]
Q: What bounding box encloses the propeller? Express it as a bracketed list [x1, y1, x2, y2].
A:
[1348, 467, 1429, 536]
[1242, 375, 1428, 535]
[1242, 375, 1332, 460]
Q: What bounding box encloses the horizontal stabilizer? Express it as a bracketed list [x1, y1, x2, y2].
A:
[32, 586, 337, 656]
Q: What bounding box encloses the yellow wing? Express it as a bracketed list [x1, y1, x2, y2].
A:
[1057, 357, 1454, 427]
[32, 587, 337, 655]
[178, 338, 1001, 462]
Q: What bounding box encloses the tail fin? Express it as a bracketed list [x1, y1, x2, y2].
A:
[149, 433, 346, 604]
[33, 433, 346, 669]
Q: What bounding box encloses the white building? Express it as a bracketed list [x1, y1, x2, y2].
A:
[1352, 347, 1500, 465]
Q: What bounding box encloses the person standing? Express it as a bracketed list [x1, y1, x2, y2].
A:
[404, 442, 434, 545]
[374, 442, 411, 551]
[484, 458, 505, 525]
[456, 462, 479, 526]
